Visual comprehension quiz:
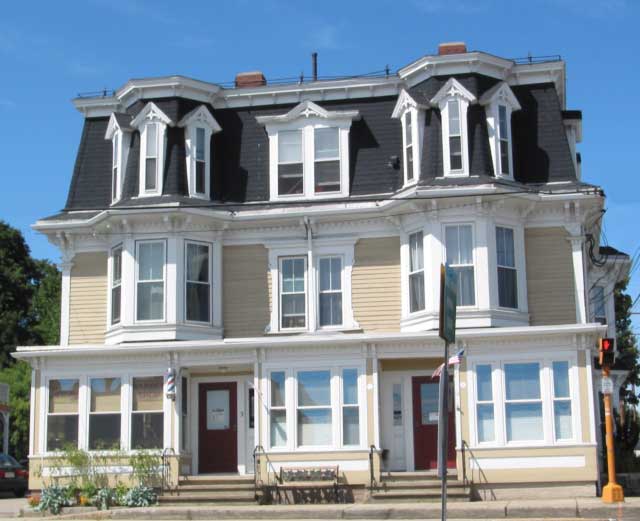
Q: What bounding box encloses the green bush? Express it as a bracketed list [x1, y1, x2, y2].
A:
[130, 451, 162, 488]
[35, 486, 74, 515]
[93, 488, 115, 510]
[122, 486, 157, 507]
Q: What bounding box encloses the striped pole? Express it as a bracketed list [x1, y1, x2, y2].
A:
[166, 367, 176, 400]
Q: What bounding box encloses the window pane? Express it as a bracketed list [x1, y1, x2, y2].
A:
[500, 140, 509, 174]
[314, 160, 340, 193]
[270, 410, 287, 447]
[409, 232, 423, 271]
[49, 379, 79, 414]
[145, 158, 157, 190]
[448, 100, 460, 134]
[450, 137, 462, 170]
[131, 412, 163, 449]
[47, 415, 78, 451]
[405, 111, 412, 143]
[278, 130, 302, 163]
[112, 248, 122, 283]
[271, 372, 286, 407]
[186, 282, 210, 322]
[111, 286, 121, 325]
[282, 295, 306, 328]
[453, 266, 475, 306]
[278, 163, 303, 195]
[298, 371, 330, 406]
[506, 403, 543, 442]
[420, 383, 439, 425]
[138, 242, 164, 281]
[409, 272, 425, 312]
[498, 267, 518, 308]
[553, 361, 570, 398]
[319, 257, 341, 291]
[132, 376, 163, 411]
[195, 161, 205, 194]
[406, 145, 413, 179]
[314, 127, 339, 160]
[297, 409, 331, 446]
[505, 363, 540, 400]
[496, 227, 515, 267]
[320, 293, 342, 326]
[477, 404, 495, 442]
[592, 286, 606, 323]
[393, 384, 403, 426]
[186, 243, 209, 283]
[89, 414, 121, 450]
[445, 227, 459, 265]
[146, 124, 157, 155]
[554, 401, 573, 440]
[343, 369, 358, 405]
[459, 225, 473, 264]
[498, 105, 508, 138]
[476, 365, 493, 402]
[137, 281, 164, 320]
[91, 378, 121, 412]
[196, 127, 205, 161]
[343, 408, 360, 445]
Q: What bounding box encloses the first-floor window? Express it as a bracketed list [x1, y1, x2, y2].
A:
[319, 256, 342, 327]
[504, 363, 543, 442]
[47, 379, 79, 451]
[475, 365, 495, 443]
[445, 224, 475, 306]
[136, 240, 165, 321]
[131, 376, 164, 449]
[552, 361, 573, 440]
[342, 369, 359, 446]
[297, 370, 331, 447]
[111, 245, 122, 325]
[270, 371, 286, 447]
[89, 378, 121, 450]
[409, 231, 425, 312]
[280, 257, 306, 329]
[185, 241, 211, 323]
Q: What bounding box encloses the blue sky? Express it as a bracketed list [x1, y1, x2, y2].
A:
[1, 0, 638, 315]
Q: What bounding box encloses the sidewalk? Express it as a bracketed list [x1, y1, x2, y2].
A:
[34, 497, 640, 520]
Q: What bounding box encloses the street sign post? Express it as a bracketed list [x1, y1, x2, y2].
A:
[438, 264, 456, 521]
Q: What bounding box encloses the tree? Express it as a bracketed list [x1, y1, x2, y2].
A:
[0, 362, 31, 461]
[615, 278, 639, 407]
[30, 260, 61, 345]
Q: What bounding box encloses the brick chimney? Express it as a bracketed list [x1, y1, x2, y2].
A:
[235, 71, 266, 88]
[438, 42, 467, 56]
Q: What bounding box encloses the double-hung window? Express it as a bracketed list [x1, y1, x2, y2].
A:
[504, 363, 543, 442]
[112, 133, 119, 203]
[89, 378, 121, 450]
[341, 369, 360, 446]
[314, 127, 340, 193]
[448, 100, 463, 171]
[297, 370, 332, 447]
[445, 225, 475, 306]
[131, 376, 164, 449]
[47, 379, 79, 451]
[136, 241, 165, 322]
[404, 111, 414, 181]
[144, 123, 159, 192]
[552, 361, 573, 440]
[409, 231, 425, 312]
[280, 257, 306, 329]
[185, 241, 211, 323]
[498, 105, 510, 176]
[592, 286, 607, 324]
[110, 245, 122, 325]
[270, 372, 287, 448]
[496, 226, 517, 309]
[278, 130, 304, 196]
[475, 365, 495, 443]
[195, 128, 206, 195]
[319, 256, 342, 327]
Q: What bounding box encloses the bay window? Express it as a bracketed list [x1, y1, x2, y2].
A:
[504, 363, 543, 442]
[445, 225, 475, 306]
[136, 240, 165, 322]
[185, 241, 211, 323]
[47, 379, 79, 451]
[475, 365, 495, 443]
[319, 256, 342, 327]
[297, 370, 332, 447]
[89, 378, 121, 450]
[110, 245, 122, 325]
[409, 231, 425, 312]
[280, 257, 306, 329]
[278, 130, 304, 196]
[314, 127, 340, 193]
[496, 226, 518, 309]
[552, 361, 573, 440]
[131, 376, 164, 449]
[270, 371, 287, 447]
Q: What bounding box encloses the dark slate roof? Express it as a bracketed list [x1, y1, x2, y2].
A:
[39, 210, 102, 222]
[113, 112, 133, 131]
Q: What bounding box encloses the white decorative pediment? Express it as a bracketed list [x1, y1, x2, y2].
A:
[430, 78, 476, 107]
[479, 82, 521, 111]
[131, 101, 174, 129]
[391, 89, 427, 119]
[105, 113, 133, 140]
[177, 105, 222, 133]
[256, 100, 359, 126]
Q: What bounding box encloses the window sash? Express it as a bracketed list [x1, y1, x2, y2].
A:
[496, 226, 517, 309]
[185, 242, 211, 323]
[136, 241, 165, 322]
[448, 100, 462, 171]
[280, 257, 307, 330]
[404, 112, 414, 181]
[112, 134, 119, 201]
[319, 256, 342, 327]
[592, 286, 607, 324]
[475, 365, 495, 443]
[296, 370, 331, 447]
[144, 124, 158, 192]
[498, 105, 510, 175]
[503, 363, 543, 442]
[111, 246, 122, 325]
[270, 371, 287, 448]
[409, 231, 425, 313]
[445, 225, 475, 306]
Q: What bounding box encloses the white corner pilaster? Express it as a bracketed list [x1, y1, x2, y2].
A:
[568, 234, 587, 324]
[59, 253, 75, 347]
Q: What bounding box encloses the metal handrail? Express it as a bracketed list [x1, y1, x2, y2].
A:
[161, 448, 176, 495]
[368, 445, 378, 490]
[461, 440, 495, 500]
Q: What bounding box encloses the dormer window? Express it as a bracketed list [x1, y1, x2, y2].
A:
[430, 78, 476, 177]
[112, 133, 120, 202]
[392, 90, 425, 186]
[105, 113, 133, 205]
[257, 100, 359, 201]
[404, 112, 414, 182]
[178, 105, 222, 199]
[131, 102, 174, 198]
[479, 82, 521, 179]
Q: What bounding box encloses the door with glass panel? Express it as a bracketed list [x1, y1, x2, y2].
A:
[198, 382, 237, 473]
[412, 376, 455, 470]
[381, 377, 406, 471]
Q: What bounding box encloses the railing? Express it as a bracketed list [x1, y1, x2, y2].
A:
[368, 445, 378, 490]
[253, 445, 279, 502]
[161, 448, 176, 495]
[461, 440, 495, 501]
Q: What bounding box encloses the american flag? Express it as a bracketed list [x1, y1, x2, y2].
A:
[431, 363, 444, 379]
[448, 349, 465, 366]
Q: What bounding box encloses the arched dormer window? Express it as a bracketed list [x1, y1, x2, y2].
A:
[177, 105, 222, 199]
[430, 78, 476, 177]
[105, 113, 133, 204]
[479, 82, 521, 179]
[392, 90, 426, 187]
[256, 100, 360, 201]
[131, 102, 174, 198]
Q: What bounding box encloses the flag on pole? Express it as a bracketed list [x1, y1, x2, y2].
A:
[431, 363, 444, 379]
[448, 348, 465, 366]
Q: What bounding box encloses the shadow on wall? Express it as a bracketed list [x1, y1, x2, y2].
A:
[512, 89, 550, 183]
[349, 117, 383, 192]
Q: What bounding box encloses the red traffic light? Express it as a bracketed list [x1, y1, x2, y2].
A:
[599, 337, 615, 366]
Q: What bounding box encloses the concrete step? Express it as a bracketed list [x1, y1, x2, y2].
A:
[174, 487, 256, 497]
[381, 471, 457, 482]
[370, 489, 471, 502]
[159, 492, 257, 504]
[379, 480, 468, 490]
[177, 483, 255, 493]
[179, 475, 255, 486]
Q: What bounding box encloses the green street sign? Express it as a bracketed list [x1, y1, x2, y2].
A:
[439, 263, 457, 344]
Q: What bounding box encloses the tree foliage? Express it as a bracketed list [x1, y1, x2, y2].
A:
[615, 278, 640, 406]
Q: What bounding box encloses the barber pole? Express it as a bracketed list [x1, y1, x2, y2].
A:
[166, 368, 176, 400]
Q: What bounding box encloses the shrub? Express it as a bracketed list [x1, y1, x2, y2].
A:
[114, 483, 129, 506]
[130, 451, 162, 488]
[93, 488, 115, 510]
[35, 486, 74, 515]
[122, 486, 157, 507]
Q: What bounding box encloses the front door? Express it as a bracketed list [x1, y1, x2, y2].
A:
[412, 376, 455, 470]
[199, 382, 237, 473]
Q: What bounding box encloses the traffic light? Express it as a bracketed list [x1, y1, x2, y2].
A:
[599, 337, 615, 367]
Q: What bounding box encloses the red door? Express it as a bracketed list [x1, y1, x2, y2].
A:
[412, 376, 456, 470]
[199, 382, 237, 473]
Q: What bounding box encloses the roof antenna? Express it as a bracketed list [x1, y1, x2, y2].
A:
[312, 52, 318, 82]
[528, 51, 533, 64]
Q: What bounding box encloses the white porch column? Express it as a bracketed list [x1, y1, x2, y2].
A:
[568, 234, 587, 324]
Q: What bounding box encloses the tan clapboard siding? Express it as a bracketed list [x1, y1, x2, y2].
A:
[223, 245, 270, 338]
[352, 237, 401, 332]
[68, 252, 107, 345]
[525, 228, 576, 325]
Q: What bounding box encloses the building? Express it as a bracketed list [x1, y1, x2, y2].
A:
[15, 42, 630, 500]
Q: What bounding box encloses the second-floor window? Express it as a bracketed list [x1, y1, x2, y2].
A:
[445, 225, 475, 306]
[280, 257, 307, 330]
[136, 240, 165, 322]
[319, 256, 342, 327]
[110, 245, 122, 325]
[278, 130, 304, 196]
[496, 226, 517, 309]
[185, 241, 211, 323]
[592, 286, 607, 324]
[409, 231, 425, 312]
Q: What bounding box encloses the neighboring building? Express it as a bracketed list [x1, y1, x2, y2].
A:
[15, 42, 630, 499]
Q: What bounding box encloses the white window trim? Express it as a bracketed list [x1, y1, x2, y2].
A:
[392, 89, 426, 187]
[104, 113, 133, 205]
[257, 100, 359, 201]
[178, 105, 222, 199]
[134, 239, 167, 324]
[495, 225, 518, 310]
[44, 377, 81, 453]
[479, 82, 521, 180]
[430, 78, 476, 177]
[407, 230, 425, 314]
[443, 223, 477, 309]
[130, 375, 165, 451]
[108, 244, 123, 326]
[184, 240, 213, 326]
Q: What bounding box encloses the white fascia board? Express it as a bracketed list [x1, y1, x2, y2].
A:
[399, 51, 512, 80]
[255, 100, 359, 126]
[13, 323, 606, 360]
